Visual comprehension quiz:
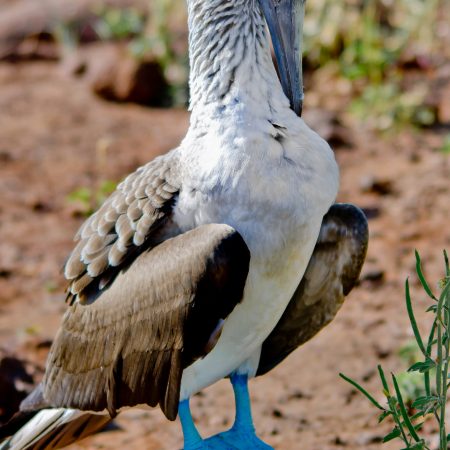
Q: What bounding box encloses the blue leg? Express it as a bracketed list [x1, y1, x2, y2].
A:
[179, 399, 212, 450]
[204, 374, 273, 449]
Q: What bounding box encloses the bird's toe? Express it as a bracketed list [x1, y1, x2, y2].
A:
[204, 429, 273, 449]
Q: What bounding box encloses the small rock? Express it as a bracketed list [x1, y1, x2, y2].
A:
[288, 389, 311, 400]
[361, 269, 385, 283]
[0, 151, 12, 162]
[30, 199, 53, 213]
[362, 369, 376, 382]
[272, 408, 283, 419]
[5, 34, 59, 62]
[373, 343, 392, 359]
[0, 268, 12, 279]
[344, 389, 358, 404]
[304, 109, 352, 148]
[400, 229, 421, 241]
[333, 436, 347, 446]
[360, 175, 394, 196]
[409, 151, 421, 163]
[355, 432, 384, 445]
[62, 43, 169, 107]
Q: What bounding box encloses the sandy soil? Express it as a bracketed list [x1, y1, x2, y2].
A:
[0, 55, 449, 450]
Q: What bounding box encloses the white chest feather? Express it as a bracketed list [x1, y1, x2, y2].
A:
[174, 107, 339, 399]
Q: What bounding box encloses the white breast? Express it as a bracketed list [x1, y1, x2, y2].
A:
[174, 109, 339, 399]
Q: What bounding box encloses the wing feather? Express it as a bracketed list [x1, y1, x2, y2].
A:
[43, 224, 250, 420]
[65, 150, 180, 304]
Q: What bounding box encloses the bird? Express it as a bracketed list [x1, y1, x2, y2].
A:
[0, 0, 368, 449]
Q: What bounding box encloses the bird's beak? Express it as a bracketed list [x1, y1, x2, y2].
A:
[258, 0, 305, 116]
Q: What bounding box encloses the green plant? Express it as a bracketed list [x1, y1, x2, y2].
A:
[94, 7, 146, 41]
[128, 0, 188, 105]
[303, 0, 441, 131]
[349, 82, 435, 131]
[439, 135, 450, 155]
[67, 180, 117, 217]
[340, 250, 450, 449]
[396, 340, 434, 406]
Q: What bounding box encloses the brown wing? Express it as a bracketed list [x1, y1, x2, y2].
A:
[257, 203, 368, 376]
[43, 224, 250, 420]
[64, 150, 180, 305]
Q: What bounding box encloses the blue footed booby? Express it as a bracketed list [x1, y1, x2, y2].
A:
[0, 0, 368, 449]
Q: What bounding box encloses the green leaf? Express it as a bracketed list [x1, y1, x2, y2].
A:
[405, 278, 427, 357]
[378, 410, 390, 423]
[410, 411, 427, 421]
[378, 365, 390, 394]
[424, 321, 437, 396]
[415, 250, 437, 300]
[339, 373, 384, 410]
[401, 442, 426, 450]
[438, 278, 450, 307]
[411, 396, 432, 408]
[392, 374, 421, 442]
[408, 359, 436, 373]
[412, 395, 439, 415]
[412, 395, 439, 409]
[383, 426, 401, 442]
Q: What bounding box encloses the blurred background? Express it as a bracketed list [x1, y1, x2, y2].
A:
[0, 0, 449, 448]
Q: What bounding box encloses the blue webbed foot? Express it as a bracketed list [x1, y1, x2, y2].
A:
[204, 373, 273, 450]
[179, 374, 272, 449]
[205, 429, 272, 449]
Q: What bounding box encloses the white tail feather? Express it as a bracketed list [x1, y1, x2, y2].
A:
[0, 409, 109, 450]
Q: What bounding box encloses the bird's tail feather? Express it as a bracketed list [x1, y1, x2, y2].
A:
[0, 408, 110, 450]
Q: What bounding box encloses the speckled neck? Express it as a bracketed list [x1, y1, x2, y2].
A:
[186, 0, 287, 116]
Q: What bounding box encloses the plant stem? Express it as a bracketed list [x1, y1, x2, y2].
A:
[425, 321, 437, 397]
[439, 283, 450, 449]
[436, 274, 450, 448]
[388, 396, 410, 446]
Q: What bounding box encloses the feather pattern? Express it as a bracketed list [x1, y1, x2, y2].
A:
[45, 224, 250, 420]
[64, 150, 180, 304]
[0, 409, 110, 450]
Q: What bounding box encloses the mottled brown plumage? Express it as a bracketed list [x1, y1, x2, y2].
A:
[44, 224, 250, 420]
[64, 150, 181, 305]
[257, 203, 368, 376]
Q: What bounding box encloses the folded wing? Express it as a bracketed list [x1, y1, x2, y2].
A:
[18, 150, 250, 422]
[257, 203, 368, 376]
[43, 224, 250, 420]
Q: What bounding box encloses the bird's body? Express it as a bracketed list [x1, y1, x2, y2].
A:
[177, 113, 338, 397]
[176, 0, 339, 395]
[0, 0, 366, 449]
